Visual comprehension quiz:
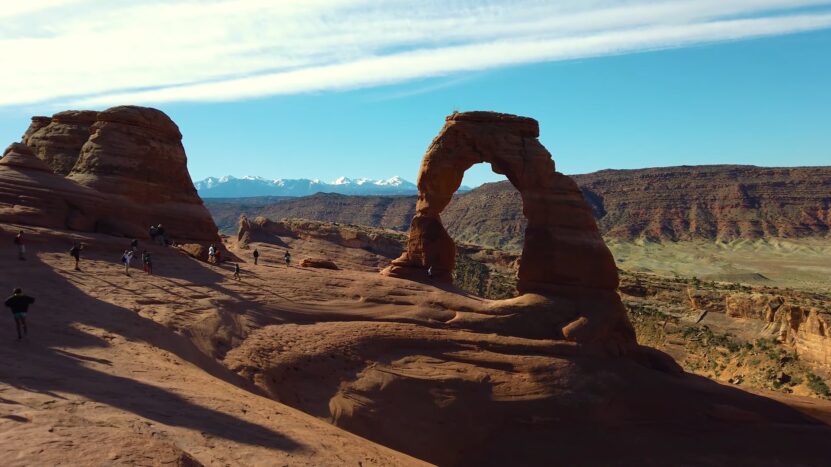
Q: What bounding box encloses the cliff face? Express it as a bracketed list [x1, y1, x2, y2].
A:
[578, 165, 831, 241]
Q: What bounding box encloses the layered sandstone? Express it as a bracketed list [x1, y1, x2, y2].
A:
[23, 110, 99, 175]
[726, 293, 831, 371]
[67, 106, 218, 241]
[0, 143, 106, 230]
[1, 106, 219, 242]
[380, 112, 633, 350]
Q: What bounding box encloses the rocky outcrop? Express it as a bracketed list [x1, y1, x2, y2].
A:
[380, 112, 633, 350]
[1, 106, 219, 243]
[0, 143, 107, 230]
[21, 116, 51, 143]
[65, 106, 218, 241]
[726, 293, 831, 371]
[23, 110, 99, 175]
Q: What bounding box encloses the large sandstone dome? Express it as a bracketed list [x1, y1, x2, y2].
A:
[1, 106, 218, 242]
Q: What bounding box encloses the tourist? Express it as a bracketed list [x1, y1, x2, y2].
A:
[5, 288, 34, 340]
[69, 242, 83, 271]
[142, 250, 153, 275]
[253, 248, 259, 265]
[149, 225, 158, 244]
[427, 265, 433, 280]
[208, 244, 216, 264]
[130, 238, 139, 254]
[233, 263, 241, 281]
[122, 249, 134, 275]
[156, 224, 167, 246]
[284, 250, 291, 267]
[14, 230, 25, 260]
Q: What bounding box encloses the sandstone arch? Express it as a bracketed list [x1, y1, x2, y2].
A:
[382, 111, 619, 296]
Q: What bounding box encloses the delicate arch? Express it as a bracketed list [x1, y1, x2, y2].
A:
[382, 111, 619, 296]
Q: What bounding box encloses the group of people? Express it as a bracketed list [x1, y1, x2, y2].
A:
[8, 227, 297, 340]
[121, 240, 153, 276]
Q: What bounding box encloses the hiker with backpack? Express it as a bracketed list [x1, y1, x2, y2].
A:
[142, 250, 153, 275]
[5, 288, 34, 340]
[122, 249, 134, 275]
[253, 248, 259, 265]
[69, 243, 83, 271]
[14, 231, 25, 260]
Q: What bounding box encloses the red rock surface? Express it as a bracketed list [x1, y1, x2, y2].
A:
[2, 106, 219, 242]
[67, 106, 218, 241]
[23, 110, 99, 175]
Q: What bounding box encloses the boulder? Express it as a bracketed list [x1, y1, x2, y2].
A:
[23, 110, 99, 175]
[300, 258, 339, 270]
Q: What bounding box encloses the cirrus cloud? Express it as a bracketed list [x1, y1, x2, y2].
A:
[1, 0, 830, 108]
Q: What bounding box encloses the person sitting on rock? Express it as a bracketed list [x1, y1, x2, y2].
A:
[69, 242, 83, 271]
[253, 248, 259, 265]
[14, 230, 25, 261]
[233, 263, 241, 281]
[284, 250, 291, 267]
[5, 288, 34, 340]
[208, 244, 216, 264]
[122, 249, 134, 275]
[142, 250, 153, 275]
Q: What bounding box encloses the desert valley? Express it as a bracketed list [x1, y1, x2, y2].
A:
[0, 105, 829, 467]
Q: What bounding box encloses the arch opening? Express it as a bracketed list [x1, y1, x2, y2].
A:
[381, 111, 620, 297]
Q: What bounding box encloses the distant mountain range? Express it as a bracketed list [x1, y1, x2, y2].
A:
[205, 165, 831, 247]
[195, 175, 422, 197]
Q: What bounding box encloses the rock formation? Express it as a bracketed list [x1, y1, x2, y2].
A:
[23, 110, 99, 175]
[67, 106, 218, 241]
[1, 106, 219, 242]
[300, 258, 339, 270]
[726, 293, 831, 371]
[380, 112, 632, 350]
[0, 143, 107, 230]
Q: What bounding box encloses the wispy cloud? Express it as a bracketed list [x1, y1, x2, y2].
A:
[1, 0, 830, 108]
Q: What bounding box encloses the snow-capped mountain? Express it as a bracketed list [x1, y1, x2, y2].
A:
[194, 175, 420, 198]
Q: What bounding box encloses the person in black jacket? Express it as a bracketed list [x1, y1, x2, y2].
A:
[69, 243, 83, 271]
[5, 288, 34, 340]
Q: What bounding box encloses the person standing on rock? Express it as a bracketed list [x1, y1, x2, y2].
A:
[122, 249, 134, 275]
[253, 248, 259, 266]
[5, 288, 34, 340]
[208, 244, 216, 264]
[233, 263, 241, 281]
[69, 243, 83, 271]
[284, 250, 291, 267]
[14, 231, 25, 260]
[142, 250, 153, 275]
[156, 224, 167, 246]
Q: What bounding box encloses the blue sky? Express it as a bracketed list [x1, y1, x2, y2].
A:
[1, 1, 830, 187]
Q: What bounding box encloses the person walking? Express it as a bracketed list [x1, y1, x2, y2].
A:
[142, 250, 153, 275]
[5, 288, 34, 340]
[253, 248, 259, 265]
[122, 249, 134, 275]
[208, 244, 216, 264]
[233, 263, 241, 281]
[284, 250, 291, 267]
[14, 231, 25, 260]
[69, 243, 83, 271]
